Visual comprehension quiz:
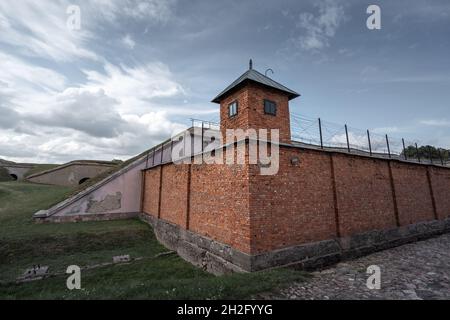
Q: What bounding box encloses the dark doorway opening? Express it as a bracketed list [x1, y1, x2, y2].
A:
[79, 177, 90, 185]
[10, 174, 18, 181]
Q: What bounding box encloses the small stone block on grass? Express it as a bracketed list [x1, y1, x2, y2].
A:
[18, 265, 49, 282]
[113, 255, 131, 263]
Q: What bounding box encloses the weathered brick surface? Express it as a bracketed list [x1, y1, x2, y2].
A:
[219, 83, 291, 144]
[332, 154, 398, 236]
[249, 148, 337, 254]
[143, 150, 252, 254]
[247, 83, 291, 144]
[160, 164, 190, 227]
[189, 157, 251, 254]
[220, 86, 250, 142]
[429, 167, 450, 220]
[390, 162, 435, 225]
[142, 147, 450, 259]
[142, 166, 161, 217]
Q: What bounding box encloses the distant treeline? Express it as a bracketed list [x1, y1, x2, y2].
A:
[402, 145, 449, 161]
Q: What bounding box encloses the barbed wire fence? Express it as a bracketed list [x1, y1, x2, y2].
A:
[290, 112, 449, 166]
[186, 114, 449, 166]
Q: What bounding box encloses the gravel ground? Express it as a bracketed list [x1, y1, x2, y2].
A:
[262, 233, 450, 300]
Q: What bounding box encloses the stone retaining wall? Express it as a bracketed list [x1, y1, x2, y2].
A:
[140, 213, 450, 274]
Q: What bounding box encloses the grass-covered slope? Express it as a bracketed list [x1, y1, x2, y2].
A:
[0, 181, 306, 299]
[23, 164, 60, 178]
[0, 167, 12, 182]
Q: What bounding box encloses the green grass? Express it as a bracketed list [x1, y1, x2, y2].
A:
[0, 181, 306, 299]
[0, 167, 12, 182]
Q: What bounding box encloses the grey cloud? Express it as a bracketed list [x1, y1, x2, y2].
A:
[27, 89, 127, 138]
[295, 0, 347, 52]
[0, 105, 21, 129]
[0, 142, 35, 158]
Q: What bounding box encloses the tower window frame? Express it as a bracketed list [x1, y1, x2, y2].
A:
[228, 101, 238, 118]
[264, 99, 277, 116]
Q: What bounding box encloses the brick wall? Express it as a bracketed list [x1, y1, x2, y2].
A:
[247, 83, 291, 144]
[220, 86, 250, 141]
[189, 161, 251, 253]
[142, 149, 252, 254]
[249, 148, 337, 254]
[390, 162, 435, 226]
[160, 164, 190, 227]
[219, 83, 291, 144]
[429, 167, 450, 220]
[332, 154, 398, 236]
[142, 166, 161, 217]
[143, 143, 450, 256]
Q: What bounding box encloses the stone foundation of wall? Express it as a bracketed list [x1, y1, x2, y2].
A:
[139, 213, 248, 275]
[140, 213, 450, 274]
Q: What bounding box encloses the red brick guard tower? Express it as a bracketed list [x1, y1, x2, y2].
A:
[213, 59, 299, 144]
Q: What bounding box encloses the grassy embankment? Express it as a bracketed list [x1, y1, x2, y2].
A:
[0, 181, 306, 299]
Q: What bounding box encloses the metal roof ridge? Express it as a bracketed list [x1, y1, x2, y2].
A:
[212, 68, 300, 103]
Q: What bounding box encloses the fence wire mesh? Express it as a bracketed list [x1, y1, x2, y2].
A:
[291, 112, 449, 165]
[180, 114, 449, 167]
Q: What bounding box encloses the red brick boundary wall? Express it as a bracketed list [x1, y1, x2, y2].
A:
[141, 141, 450, 273]
[142, 153, 251, 254]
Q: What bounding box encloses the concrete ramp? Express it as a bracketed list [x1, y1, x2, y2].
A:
[32, 126, 208, 223]
[33, 156, 147, 222]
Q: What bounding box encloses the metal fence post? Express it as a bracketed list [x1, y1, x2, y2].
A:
[319, 118, 323, 149]
[386, 134, 391, 158]
[402, 138, 407, 160]
[345, 124, 350, 153]
[201, 121, 204, 152]
[367, 130, 372, 156]
[439, 148, 444, 166]
[416, 143, 421, 163]
[428, 146, 433, 164]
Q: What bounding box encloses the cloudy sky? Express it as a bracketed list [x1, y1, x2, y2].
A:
[1, 0, 449, 163]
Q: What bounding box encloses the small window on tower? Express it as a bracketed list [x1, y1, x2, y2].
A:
[229, 101, 238, 118]
[264, 99, 277, 116]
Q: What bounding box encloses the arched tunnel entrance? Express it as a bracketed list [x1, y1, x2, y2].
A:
[10, 174, 18, 181]
[79, 177, 90, 185]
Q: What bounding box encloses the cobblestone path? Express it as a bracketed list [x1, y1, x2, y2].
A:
[264, 233, 450, 300]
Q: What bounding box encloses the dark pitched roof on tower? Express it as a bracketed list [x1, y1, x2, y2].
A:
[212, 64, 300, 103]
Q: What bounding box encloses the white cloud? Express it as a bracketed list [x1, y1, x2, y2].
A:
[329, 131, 388, 152]
[90, 0, 175, 24]
[0, 1, 176, 63]
[295, 0, 347, 52]
[26, 88, 126, 138]
[0, 52, 66, 93]
[385, 75, 450, 83]
[372, 126, 401, 134]
[82, 62, 185, 114]
[0, 106, 20, 129]
[0, 58, 190, 162]
[420, 119, 450, 127]
[0, 1, 98, 62]
[0, 40, 193, 163]
[0, 0, 211, 164]
[121, 34, 136, 49]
